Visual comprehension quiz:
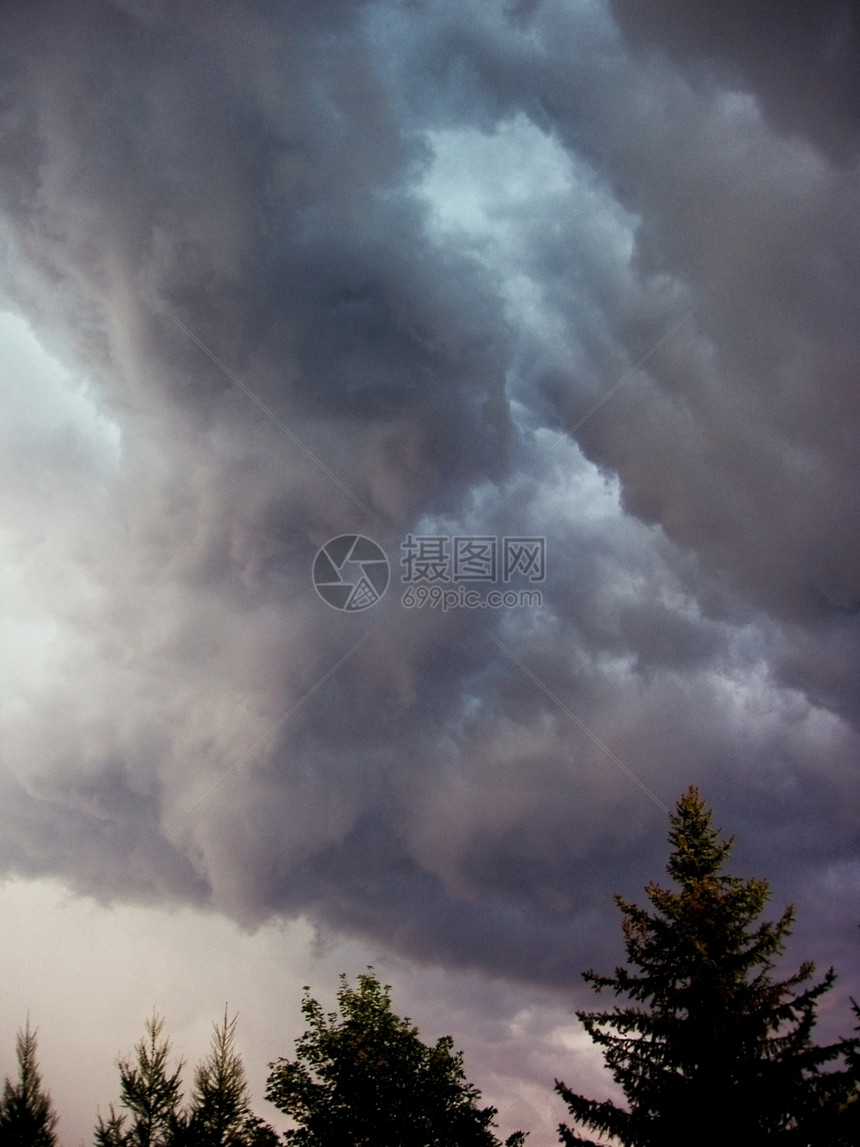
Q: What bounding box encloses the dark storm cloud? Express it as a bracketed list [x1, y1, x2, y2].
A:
[0, 0, 858, 1012]
[610, 0, 860, 165]
[388, 1, 860, 622]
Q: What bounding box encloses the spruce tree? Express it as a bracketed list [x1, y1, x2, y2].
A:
[827, 997, 860, 1145]
[186, 1011, 277, 1147]
[555, 787, 858, 1147]
[0, 1020, 58, 1147]
[96, 1013, 185, 1147]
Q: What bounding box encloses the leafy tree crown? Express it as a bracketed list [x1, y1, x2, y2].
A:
[266, 971, 525, 1147]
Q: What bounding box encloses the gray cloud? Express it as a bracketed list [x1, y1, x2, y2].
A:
[610, 0, 860, 165]
[0, 0, 858, 1041]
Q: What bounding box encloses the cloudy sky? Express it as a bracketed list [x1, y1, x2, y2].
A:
[1, 1, 859, 1142]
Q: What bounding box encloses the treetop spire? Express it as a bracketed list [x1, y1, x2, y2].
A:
[556, 787, 859, 1147]
[665, 784, 734, 887]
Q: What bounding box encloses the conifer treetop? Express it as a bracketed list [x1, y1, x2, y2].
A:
[665, 785, 734, 887]
[555, 787, 859, 1147]
[0, 1019, 59, 1147]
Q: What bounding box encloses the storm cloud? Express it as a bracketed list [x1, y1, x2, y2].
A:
[1, 0, 858, 1057]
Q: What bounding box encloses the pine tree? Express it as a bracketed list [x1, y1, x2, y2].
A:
[96, 1013, 185, 1147]
[555, 786, 858, 1147]
[826, 997, 860, 1145]
[266, 971, 526, 1147]
[186, 1011, 277, 1147]
[0, 1020, 58, 1147]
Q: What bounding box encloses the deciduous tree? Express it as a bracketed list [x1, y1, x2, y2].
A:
[266, 971, 525, 1147]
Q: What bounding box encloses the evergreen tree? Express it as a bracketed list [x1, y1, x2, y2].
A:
[266, 971, 526, 1147]
[555, 787, 858, 1147]
[0, 1021, 58, 1147]
[186, 1011, 277, 1147]
[826, 997, 860, 1145]
[96, 1013, 185, 1147]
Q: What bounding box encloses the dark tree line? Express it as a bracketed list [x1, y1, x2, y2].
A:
[93, 1010, 278, 1147]
[2, 788, 858, 1147]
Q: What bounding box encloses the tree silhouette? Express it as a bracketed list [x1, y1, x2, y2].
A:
[0, 1020, 58, 1147]
[186, 1010, 277, 1147]
[556, 787, 858, 1146]
[96, 1011, 277, 1147]
[266, 971, 525, 1147]
[96, 1013, 185, 1147]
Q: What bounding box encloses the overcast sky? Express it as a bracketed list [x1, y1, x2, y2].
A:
[1, 1, 859, 1143]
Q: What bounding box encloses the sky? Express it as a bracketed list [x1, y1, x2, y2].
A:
[1, 0, 859, 1143]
